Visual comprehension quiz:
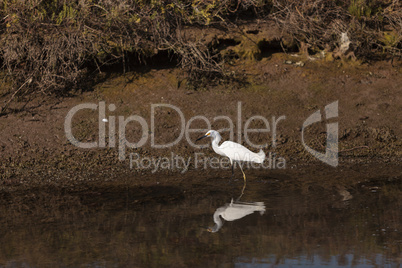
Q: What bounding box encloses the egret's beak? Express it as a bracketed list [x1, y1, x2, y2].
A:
[201, 226, 213, 232]
[196, 135, 207, 141]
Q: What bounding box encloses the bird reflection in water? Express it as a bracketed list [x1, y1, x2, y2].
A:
[207, 199, 266, 233]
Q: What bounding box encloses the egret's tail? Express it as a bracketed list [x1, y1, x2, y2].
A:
[253, 149, 266, 164]
[254, 201, 266, 215]
[250, 202, 266, 215]
[232, 201, 266, 215]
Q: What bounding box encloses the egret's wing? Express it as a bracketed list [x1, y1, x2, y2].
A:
[226, 201, 266, 220]
[221, 206, 259, 221]
[231, 202, 266, 212]
[220, 141, 263, 163]
[220, 141, 246, 149]
[233, 201, 265, 206]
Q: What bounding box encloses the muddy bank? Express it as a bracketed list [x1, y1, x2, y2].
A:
[0, 54, 402, 188]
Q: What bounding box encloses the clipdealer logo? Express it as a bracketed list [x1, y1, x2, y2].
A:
[64, 102, 285, 160]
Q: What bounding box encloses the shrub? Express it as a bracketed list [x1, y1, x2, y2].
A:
[0, 0, 400, 114]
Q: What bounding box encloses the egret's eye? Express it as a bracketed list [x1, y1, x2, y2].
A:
[206, 133, 210, 136]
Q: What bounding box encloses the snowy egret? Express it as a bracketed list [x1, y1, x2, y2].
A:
[208, 199, 265, 232]
[196, 130, 265, 182]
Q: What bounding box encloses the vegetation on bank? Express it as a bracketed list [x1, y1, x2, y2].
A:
[0, 0, 401, 113]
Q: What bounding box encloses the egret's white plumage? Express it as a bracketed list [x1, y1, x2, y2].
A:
[196, 130, 266, 181]
[200, 130, 265, 164]
[208, 200, 266, 232]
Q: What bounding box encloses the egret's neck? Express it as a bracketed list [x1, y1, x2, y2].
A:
[212, 134, 222, 145]
[211, 211, 223, 232]
[211, 134, 222, 154]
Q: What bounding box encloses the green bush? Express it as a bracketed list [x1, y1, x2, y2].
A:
[348, 0, 373, 19]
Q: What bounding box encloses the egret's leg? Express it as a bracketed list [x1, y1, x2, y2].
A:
[236, 162, 247, 201]
[238, 162, 246, 183]
[231, 164, 235, 179]
[237, 181, 246, 201]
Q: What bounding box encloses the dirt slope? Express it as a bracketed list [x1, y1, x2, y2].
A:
[0, 54, 401, 187]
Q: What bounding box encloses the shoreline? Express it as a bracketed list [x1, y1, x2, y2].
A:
[1, 55, 401, 190]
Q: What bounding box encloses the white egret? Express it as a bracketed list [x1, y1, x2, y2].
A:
[196, 130, 265, 182]
[208, 199, 266, 232]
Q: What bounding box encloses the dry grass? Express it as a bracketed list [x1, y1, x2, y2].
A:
[0, 0, 401, 114]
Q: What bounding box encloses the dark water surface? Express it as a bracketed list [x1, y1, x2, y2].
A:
[0, 176, 401, 267]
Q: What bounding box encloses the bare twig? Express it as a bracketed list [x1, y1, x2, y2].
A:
[0, 78, 32, 115]
[339, 146, 370, 153]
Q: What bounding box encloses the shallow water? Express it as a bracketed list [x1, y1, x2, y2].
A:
[0, 177, 401, 267]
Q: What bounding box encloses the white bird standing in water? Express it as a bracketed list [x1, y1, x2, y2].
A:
[208, 200, 266, 233]
[196, 130, 265, 182]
